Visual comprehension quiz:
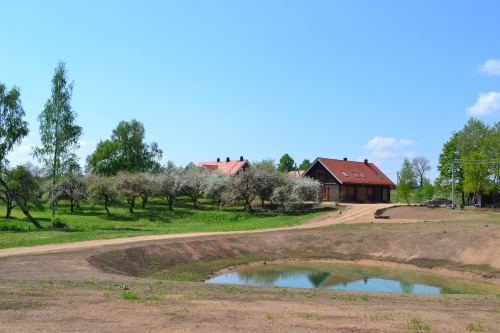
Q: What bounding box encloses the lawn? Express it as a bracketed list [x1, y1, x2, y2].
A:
[0, 196, 334, 249]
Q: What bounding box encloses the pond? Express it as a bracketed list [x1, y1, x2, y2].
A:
[206, 262, 500, 295]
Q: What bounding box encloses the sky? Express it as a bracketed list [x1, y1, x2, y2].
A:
[2, 1, 500, 183]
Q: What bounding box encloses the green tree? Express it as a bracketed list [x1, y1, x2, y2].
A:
[435, 132, 465, 205]
[422, 178, 434, 200]
[298, 159, 311, 171]
[397, 157, 415, 205]
[0, 83, 42, 228]
[0, 165, 41, 218]
[86, 119, 162, 176]
[33, 61, 83, 217]
[462, 151, 495, 205]
[277, 153, 295, 173]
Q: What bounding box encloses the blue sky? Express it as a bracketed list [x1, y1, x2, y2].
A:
[2, 1, 500, 183]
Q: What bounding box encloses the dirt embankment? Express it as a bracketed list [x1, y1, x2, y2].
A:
[89, 206, 500, 282]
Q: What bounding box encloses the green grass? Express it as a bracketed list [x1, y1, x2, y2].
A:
[0, 197, 333, 249]
[466, 322, 485, 331]
[407, 317, 431, 330]
[121, 292, 138, 299]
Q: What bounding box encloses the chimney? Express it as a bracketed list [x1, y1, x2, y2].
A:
[217, 157, 220, 163]
[226, 157, 230, 163]
[240, 156, 243, 162]
[364, 159, 368, 164]
[343, 157, 347, 161]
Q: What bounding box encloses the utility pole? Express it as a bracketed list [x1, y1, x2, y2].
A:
[396, 171, 399, 203]
[452, 159, 455, 209]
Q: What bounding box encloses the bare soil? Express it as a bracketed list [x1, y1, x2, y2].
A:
[1, 204, 500, 332]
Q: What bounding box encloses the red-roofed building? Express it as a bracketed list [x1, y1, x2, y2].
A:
[196, 157, 250, 175]
[303, 157, 394, 202]
[288, 170, 305, 177]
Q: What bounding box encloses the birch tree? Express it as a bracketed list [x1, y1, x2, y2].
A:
[33, 61, 83, 217]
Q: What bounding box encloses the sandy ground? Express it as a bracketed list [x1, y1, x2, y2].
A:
[1, 204, 500, 332]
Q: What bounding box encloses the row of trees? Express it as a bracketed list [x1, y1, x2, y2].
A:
[0, 160, 322, 218]
[436, 118, 500, 206]
[1, 61, 320, 229]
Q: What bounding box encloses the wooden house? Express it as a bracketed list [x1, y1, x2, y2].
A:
[302, 157, 394, 202]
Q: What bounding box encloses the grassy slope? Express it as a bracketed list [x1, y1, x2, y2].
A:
[0, 197, 333, 249]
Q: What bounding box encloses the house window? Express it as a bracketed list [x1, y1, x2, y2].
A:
[352, 172, 359, 178]
[347, 187, 354, 195]
[376, 174, 383, 179]
[359, 173, 365, 178]
[341, 171, 348, 177]
[367, 188, 373, 195]
[316, 171, 324, 180]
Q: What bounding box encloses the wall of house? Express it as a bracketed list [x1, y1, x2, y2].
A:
[339, 184, 391, 203]
[304, 163, 338, 185]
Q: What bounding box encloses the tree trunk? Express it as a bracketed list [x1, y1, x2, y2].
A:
[51, 170, 56, 217]
[128, 198, 135, 213]
[0, 176, 43, 229]
[190, 195, 197, 209]
[167, 197, 173, 211]
[104, 199, 111, 217]
[70, 200, 75, 212]
[142, 196, 147, 208]
[5, 204, 12, 218]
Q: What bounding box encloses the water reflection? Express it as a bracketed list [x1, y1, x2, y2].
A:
[206, 262, 500, 295]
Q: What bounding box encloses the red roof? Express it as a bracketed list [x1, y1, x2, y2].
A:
[311, 157, 395, 186]
[288, 170, 305, 177]
[196, 159, 249, 175]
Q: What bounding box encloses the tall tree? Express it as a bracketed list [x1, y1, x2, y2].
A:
[462, 151, 494, 205]
[397, 157, 415, 205]
[277, 153, 295, 173]
[435, 132, 465, 205]
[86, 119, 162, 176]
[411, 156, 431, 187]
[298, 159, 311, 171]
[33, 61, 83, 217]
[0, 83, 42, 228]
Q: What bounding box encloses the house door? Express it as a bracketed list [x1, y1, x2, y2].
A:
[358, 188, 367, 201]
[321, 186, 329, 201]
[383, 189, 389, 202]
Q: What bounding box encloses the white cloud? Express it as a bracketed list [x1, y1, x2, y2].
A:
[5, 136, 36, 166]
[365, 137, 395, 150]
[478, 59, 500, 76]
[466, 92, 500, 115]
[364, 136, 415, 150]
[404, 151, 416, 159]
